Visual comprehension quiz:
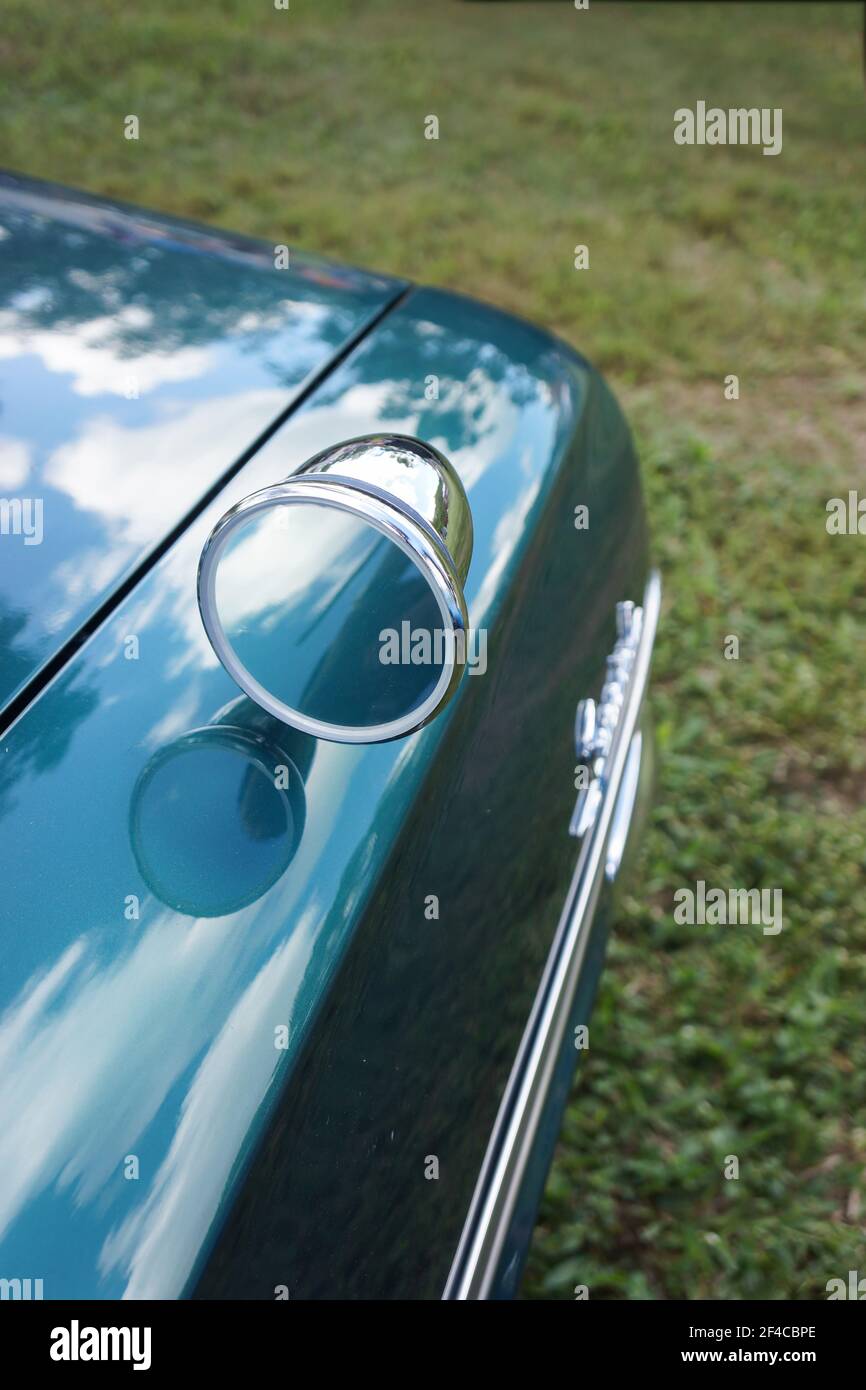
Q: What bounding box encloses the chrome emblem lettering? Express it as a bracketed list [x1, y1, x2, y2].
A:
[570, 600, 643, 837]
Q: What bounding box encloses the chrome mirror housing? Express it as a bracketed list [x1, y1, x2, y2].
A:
[197, 435, 474, 743]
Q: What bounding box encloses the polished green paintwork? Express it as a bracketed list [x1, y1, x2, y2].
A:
[0, 172, 403, 713]
[0, 192, 649, 1297]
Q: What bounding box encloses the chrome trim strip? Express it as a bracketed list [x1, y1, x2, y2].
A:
[443, 569, 661, 1300]
[605, 728, 643, 881]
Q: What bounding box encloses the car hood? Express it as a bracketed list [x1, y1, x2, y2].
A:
[0, 172, 405, 715]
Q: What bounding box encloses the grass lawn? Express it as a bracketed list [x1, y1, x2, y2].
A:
[3, 0, 864, 1298]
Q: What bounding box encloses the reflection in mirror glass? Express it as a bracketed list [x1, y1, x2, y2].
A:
[213, 502, 445, 729]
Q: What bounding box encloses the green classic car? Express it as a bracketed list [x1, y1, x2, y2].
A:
[0, 171, 658, 1300]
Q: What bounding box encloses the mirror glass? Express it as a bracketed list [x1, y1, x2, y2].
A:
[212, 501, 447, 730]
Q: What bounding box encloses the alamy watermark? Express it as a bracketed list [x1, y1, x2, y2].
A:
[0, 1276, 43, 1299]
[826, 491, 866, 535]
[0, 497, 43, 545]
[673, 880, 783, 935]
[50, 1321, 151, 1371]
[379, 623, 487, 676]
[674, 102, 782, 157]
[827, 1271, 866, 1299]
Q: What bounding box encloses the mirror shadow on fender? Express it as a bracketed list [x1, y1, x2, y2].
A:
[129, 696, 313, 918]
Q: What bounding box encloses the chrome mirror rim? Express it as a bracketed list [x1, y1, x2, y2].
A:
[197, 470, 469, 744]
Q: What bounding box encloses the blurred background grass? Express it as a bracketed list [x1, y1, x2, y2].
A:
[3, 0, 864, 1298]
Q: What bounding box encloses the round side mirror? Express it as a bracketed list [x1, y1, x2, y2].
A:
[197, 435, 473, 743]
